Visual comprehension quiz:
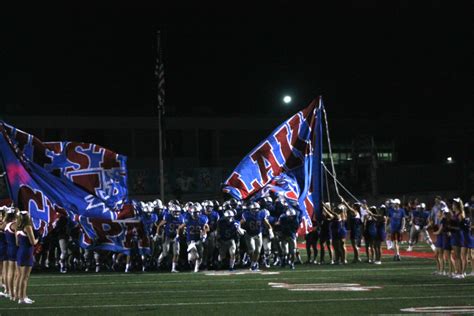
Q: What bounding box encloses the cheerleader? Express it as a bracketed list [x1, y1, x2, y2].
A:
[373, 205, 387, 264]
[4, 207, 18, 300]
[465, 202, 474, 276]
[325, 204, 346, 264]
[318, 204, 333, 264]
[340, 198, 362, 263]
[432, 209, 445, 275]
[15, 211, 38, 304]
[434, 209, 454, 276]
[364, 207, 378, 264]
[454, 198, 471, 278]
[449, 199, 464, 278]
[0, 207, 7, 296]
[304, 216, 319, 264]
[336, 204, 348, 264]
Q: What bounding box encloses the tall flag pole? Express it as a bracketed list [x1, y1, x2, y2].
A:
[314, 96, 323, 220]
[155, 30, 165, 202]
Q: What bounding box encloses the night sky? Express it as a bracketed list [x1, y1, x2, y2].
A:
[2, 2, 473, 121]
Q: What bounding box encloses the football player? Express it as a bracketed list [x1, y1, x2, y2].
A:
[202, 200, 220, 269]
[276, 207, 300, 269]
[241, 202, 273, 271]
[185, 206, 209, 272]
[216, 209, 244, 271]
[260, 198, 274, 268]
[156, 204, 185, 272]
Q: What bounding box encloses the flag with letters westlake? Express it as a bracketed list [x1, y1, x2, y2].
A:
[0, 121, 151, 254]
[223, 97, 323, 226]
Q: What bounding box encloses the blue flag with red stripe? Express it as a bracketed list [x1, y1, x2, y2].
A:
[0, 122, 150, 254]
[223, 98, 323, 226]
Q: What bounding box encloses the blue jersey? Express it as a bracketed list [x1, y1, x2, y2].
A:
[205, 211, 220, 232]
[183, 212, 192, 221]
[142, 213, 159, 235]
[164, 214, 185, 239]
[234, 207, 244, 221]
[279, 214, 299, 238]
[389, 208, 406, 231]
[262, 203, 275, 214]
[242, 210, 267, 236]
[158, 209, 169, 222]
[412, 210, 430, 227]
[185, 215, 208, 242]
[217, 218, 239, 241]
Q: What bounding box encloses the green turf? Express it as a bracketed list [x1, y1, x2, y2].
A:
[1, 252, 473, 315]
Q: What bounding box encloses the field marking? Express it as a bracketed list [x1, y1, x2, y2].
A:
[30, 266, 434, 280]
[29, 273, 470, 288]
[29, 288, 277, 296]
[1, 294, 474, 311]
[29, 278, 338, 287]
[401, 306, 474, 313]
[27, 282, 474, 296]
[204, 271, 280, 276]
[30, 274, 442, 288]
[268, 282, 382, 292]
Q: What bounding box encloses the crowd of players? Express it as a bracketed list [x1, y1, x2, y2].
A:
[0, 194, 473, 303]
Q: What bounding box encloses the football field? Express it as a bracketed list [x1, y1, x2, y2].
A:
[1, 249, 474, 315]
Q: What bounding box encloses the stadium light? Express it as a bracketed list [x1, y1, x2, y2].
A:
[283, 96, 292, 104]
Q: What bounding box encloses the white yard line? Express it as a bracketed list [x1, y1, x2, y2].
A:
[1, 294, 474, 311]
[27, 281, 474, 296]
[30, 271, 442, 287]
[401, 306, 474, 313]
[30, 288, 276, 296]
[30, 266, 433, 280]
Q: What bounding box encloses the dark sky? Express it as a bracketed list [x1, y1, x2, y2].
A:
[2, 1, 473, 121]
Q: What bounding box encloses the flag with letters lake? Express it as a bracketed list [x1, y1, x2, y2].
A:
[0, 121, 151, 254]
[223, 98, 323, 227]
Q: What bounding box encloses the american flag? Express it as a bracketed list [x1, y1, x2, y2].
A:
[155, 30, 165, 114]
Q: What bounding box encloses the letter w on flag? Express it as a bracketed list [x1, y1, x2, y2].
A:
[223, 97, 324, 226]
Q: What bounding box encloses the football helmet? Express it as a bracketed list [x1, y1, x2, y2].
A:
[286, 208, 297, 217]
[194, 202, 203, 213]
[202, 200, 214, 214]
[184, 202, 194, 213]
[249, 202, 260, 212]
[191, 207, 201, 219]
[153, 199, 164, 210]
[224, 209, 235, 222]
[169, 204, 182, 218]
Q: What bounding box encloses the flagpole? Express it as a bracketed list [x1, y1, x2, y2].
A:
[156, 30, 165, 202]
[158, 103, 164, 202]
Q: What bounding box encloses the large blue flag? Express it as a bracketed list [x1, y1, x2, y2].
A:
[223, 98, 323, 227]
[0, 121, 150, 254]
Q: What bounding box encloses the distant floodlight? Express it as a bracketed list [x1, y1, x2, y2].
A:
[283, 96, 292, 104]
[446, 156, 453, 163]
